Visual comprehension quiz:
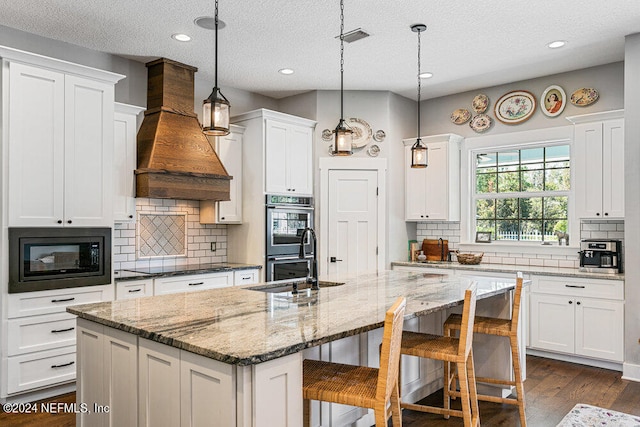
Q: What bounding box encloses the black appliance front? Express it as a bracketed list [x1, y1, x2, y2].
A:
[265, 194, 314, 256]
[266, 255, 312, 282]
[9, 227, 112, 293]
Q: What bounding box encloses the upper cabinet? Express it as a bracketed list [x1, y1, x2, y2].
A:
[2, 47, 124, 227]
[113, 103, 145, 223]
[568, 110, 624, 219]
[200, 125, 245, 224]
[404, 134, 462, 221]
[265, 119, 313, 195]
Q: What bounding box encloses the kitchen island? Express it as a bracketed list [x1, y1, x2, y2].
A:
[68, 270, 524, 427]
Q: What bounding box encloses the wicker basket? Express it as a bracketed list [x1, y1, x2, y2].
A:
[456, 252, 484, 265]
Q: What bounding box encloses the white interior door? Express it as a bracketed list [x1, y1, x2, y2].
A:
[326, 169, 378, 276]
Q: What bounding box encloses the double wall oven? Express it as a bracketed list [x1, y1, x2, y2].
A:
[265, 195, 314, 282]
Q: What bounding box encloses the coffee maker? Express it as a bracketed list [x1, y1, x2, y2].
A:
[579, 239, 622, 273]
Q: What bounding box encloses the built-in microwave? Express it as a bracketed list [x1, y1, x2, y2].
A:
[9, 227, 111, 293]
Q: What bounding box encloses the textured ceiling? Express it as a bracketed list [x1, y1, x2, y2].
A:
[0, 0, 638, 99]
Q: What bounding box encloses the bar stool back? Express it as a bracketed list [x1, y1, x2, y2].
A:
[399, 283, 480, 427]
[302, 296, 406, 427]
[444, 273, 526, 426]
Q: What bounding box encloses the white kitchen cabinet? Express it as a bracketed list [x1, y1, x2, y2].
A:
[568, 110, 624, 219]
[233, 269, 259, 285]
[153, 272, 233, 295]
[529, 275, 624, 363]
[139, 338, 181, 427]
[115, 279, 154, 300]
[200, 125, 245, 224]
[5, 59, 122, 227]
[252, 352, 302, 427]
[113, 102, 145, 223]
[265, 119, 313, 195]
[404, 134, 462, 221]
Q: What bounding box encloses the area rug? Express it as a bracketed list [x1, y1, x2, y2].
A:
[557, 403, 640, 426]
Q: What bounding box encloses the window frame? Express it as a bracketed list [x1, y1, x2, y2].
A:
[460, 126, 576, 248]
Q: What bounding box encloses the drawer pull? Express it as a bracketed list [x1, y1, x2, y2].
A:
[189, 282, 204, 286]
[128, 288, 142, 293]
[241, 276, 251, 280]
[51, 361, 75, 369]
[565, 285, 586, 289]
[51, 327, 75, 333]
[51, 297, 75, 303]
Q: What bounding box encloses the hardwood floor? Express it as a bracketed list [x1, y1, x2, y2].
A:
[1, 356, 639, 426]
[401, 355, 640, 426]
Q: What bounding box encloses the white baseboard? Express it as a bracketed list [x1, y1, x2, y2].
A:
[622, 362, 640, 382]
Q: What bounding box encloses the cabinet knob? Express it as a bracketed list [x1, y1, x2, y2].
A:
[596, 212, 600, 216]
[568, 300, 573, 304]
[576, 301, 581, 305]
[128, 215, 133, 219]
[291, 189, 295, 192]
[221, 217, 225, 220]
[425, 215, 429, 218]
[420, 215, 424, 218]
[67, 220, 72, 224]
[57, 220, 63, 224]
[604, 212, 609, 216]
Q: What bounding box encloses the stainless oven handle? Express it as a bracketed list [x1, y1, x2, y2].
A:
[268, 255, 313, 261]
[266, 205, 314, 210]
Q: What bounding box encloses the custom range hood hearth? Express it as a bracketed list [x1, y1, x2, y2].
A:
[135, 58, 231, 201]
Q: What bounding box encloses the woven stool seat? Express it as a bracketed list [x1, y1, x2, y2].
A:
[302, 297, 406, 427]
[444, 274, 526, 427]
[401, 332, 459, 361]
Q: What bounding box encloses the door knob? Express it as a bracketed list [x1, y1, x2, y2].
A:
[330, 257, 343, 263]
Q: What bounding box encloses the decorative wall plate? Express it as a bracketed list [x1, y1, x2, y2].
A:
[450, 108, 471, 125]
[367, 144, 380, 157]
[570, 87, 599, 106]
[373, 129, 386, 142]
[347, 117, 373, 148]
[472, 94, 489, 113]
[494, 90, 536, 124]
[321, 129, 333, 141]
[541, 85, 566, 117]
[469, 114, 493, 133]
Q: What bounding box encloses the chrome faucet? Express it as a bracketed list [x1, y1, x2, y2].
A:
[299, 227, 319, 290]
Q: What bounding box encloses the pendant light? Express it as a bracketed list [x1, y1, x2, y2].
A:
[202, 0, 230, 136]
[410, 24, 428, 168]
[332, 0, 353, 156]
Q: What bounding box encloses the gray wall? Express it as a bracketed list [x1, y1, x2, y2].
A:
[422, 62, 624, 137]
[624, 33, 640, 379]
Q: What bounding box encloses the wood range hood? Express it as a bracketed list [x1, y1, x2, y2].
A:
[135, 58, 231, 201]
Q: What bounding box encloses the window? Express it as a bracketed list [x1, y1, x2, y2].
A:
[474, 144, 570, 242]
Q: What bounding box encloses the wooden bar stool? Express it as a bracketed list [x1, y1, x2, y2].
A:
[443, 274, 526, 426]
[302, 297, 406, 427]
[399, 284, 480, 427]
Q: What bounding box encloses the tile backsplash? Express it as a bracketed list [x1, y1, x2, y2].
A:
[113, 198, 227, 271]
[416, 220, 624, 269]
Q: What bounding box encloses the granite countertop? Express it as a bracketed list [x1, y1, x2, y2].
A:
[113, 262, 262, 282]
[391, 261, 625, 280]
[69, 270, 522, 366]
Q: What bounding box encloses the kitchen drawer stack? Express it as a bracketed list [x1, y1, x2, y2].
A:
[5, 286, 113, 395]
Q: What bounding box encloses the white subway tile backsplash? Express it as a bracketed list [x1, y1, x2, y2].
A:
[543, 259, 559, 267]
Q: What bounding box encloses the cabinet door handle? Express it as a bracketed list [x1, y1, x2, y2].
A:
[565, 285, 586, 289]
[128, 215, 134, 219]
[189, 282, 204, 286]
[51, 297, 75, 303]
[67, 220, 72, 224]
[128, 288, 142, 293]
[51, 361, 75, 369]
[51, 327, 75, 333]
[576, 301, 581, 305]
[57, 220, 63, 224]
[568, 300, 573, 304]
[604, 212, 609, 216]
[596, 212, 601, 216]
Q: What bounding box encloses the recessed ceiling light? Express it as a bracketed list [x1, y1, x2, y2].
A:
[279, 68, 294, 75]
[419, 72, 433, 79]
[171, 33, 192, 42]
[547, 40, 566, 49]
[194, 16, 226, 30]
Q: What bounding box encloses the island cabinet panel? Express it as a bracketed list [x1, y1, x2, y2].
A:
[76, 320, 104, 427]
[252, 353, 303, 427]
[139, 338, 181, 427]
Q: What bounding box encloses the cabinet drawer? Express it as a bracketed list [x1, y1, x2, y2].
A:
[234, 269, 259, 285]
[532, 275, 623, 300]
[154, 272, 233, 295]
[8, 313, 77, 356]
[116, 279, 154, 300]
[7, 346, 76, 394]
[7, 285, 113, 319]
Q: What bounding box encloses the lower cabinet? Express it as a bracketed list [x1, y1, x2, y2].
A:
[154, 272, 234, 295]
[529, 275, 624, 363]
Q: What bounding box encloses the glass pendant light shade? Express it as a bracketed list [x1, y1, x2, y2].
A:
[333, 119, 353, 155]
[202, 0, 230, 137]
[411, 138, 428, 168]
[202, 87, 230, 136]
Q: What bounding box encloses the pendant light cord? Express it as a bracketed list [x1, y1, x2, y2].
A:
[340, 0, 345, 122]
[214, 0, 219, 88]
[416, 27, 421, 138]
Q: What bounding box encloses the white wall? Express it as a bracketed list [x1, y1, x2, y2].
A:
[623, 33, 640, 379]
